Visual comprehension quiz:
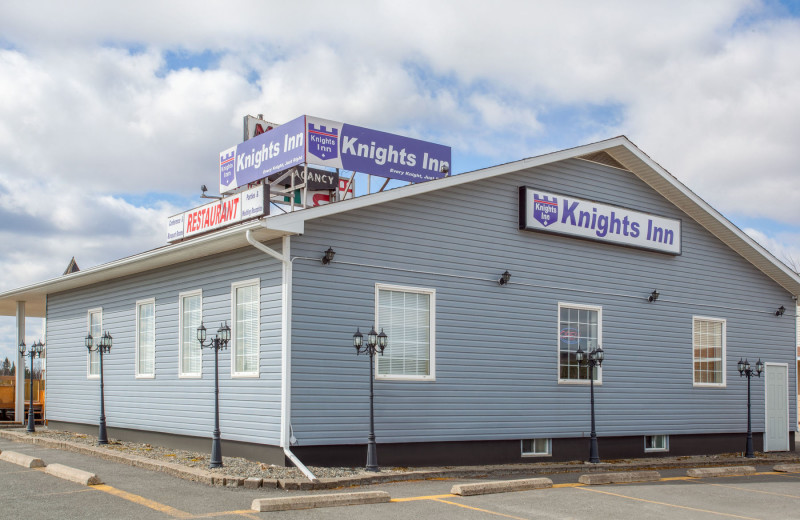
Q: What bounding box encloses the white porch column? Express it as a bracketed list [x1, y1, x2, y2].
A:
[15, 302, 25, 422]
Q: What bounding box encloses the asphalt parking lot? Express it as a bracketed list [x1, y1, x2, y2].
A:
[1, 437, 799, 519]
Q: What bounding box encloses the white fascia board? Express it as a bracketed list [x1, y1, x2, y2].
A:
[606, 142, 800, 296]
[266, 134, 799, 296]
[265, 136, 631, 229]
[0, 220, 292, 317]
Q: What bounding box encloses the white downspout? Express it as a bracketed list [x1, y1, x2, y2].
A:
[245, 229, 317, 481]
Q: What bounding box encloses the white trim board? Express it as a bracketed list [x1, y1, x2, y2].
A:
[1, 136, 798, 318]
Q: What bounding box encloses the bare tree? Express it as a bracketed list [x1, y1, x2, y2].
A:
[782, 251, 800, 274]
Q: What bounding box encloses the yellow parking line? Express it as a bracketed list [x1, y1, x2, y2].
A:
[576, 486, 760, 519]
[392, 493, 456, 502]
[694, 481, 800, 499]
[552, 482, 585, 488]
[431, 498, 530, 520]
[193, 511, 260, 519]
[91, 484, 193, 518]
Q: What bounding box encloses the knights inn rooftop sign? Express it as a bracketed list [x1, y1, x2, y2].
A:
[219, 115, 451, 194]
[519, 187, 682, 255]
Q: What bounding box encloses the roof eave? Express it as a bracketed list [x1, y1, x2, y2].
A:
[0, 220, 293, 317]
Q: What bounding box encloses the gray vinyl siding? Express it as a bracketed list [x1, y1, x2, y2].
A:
[289, 158, 797, 445]
[45, 243, 283, 445]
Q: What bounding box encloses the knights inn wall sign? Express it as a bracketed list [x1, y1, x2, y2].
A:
[519, 187, 682, 255]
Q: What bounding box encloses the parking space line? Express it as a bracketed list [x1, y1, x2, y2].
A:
[91, 484, 194, 518]
[576, 486, 761, 519]
[771, 473, 800, 479]
[431, 498, 531, 520]
[690, 480, 800, 499]
[194, 511, 261, 519]
[392, 493, 456, 502]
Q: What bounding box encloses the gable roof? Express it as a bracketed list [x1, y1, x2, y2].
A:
[1, 135, 797, 318]
[62, 257, 80, 275]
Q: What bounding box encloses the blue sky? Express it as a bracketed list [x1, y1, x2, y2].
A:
[0, 1, 799, 362]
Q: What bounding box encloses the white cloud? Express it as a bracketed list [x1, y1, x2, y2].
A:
[744, 227, 800, 272]
[0, 0, 798, 357]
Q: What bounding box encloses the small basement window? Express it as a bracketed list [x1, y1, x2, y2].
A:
[521, 438, 551, 457]
[645, 435, 669, 452]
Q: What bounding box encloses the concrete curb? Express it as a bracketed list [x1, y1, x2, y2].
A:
[773, 464, 800, 473]
[578, 471, 661, 485]
[44, 463, 103, 486]
[451, 478, 553, 496]
[244, 477, 263, 489]
[252, 491, 390, 512]
[0, 450, 45, 468]
[0, 430, 252, 487]
[687, 466, 756, 478]
[3, 429, 798, 490]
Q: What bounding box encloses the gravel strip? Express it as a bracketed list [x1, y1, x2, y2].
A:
[10, 428, 370, 480]
[4, 427, 798, 487]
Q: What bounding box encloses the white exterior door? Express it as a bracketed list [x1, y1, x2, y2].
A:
[765, 363, 789, 452]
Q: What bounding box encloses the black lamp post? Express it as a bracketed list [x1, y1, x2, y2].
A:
[85, 331, 113, 445]
[353, 326, 387, 472]
[575, 343, 604, 464]
[197, 321, 231, 469]
[18, 340, 44, 433]
[737, 357, 763, 458]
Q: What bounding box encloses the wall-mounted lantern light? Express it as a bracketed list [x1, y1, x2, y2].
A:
[322, 247, 336, 265]
[498, 271, 511, 286]
[648, 290, 660, 303]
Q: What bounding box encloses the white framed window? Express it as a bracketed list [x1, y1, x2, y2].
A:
[558, 303, 602, 384]
[521, 438, 552, 457]
[693, 316, 726, 387]
[231, 279, 260, 377]
[87, 308, 102, 379]
[375, 284, 435, 381]
[645, 435, 669, 452]
[135, 299, 155, 378]
[179, 290, 202, 378]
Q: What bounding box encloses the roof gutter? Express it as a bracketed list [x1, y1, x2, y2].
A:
[244, 229, 317, 482]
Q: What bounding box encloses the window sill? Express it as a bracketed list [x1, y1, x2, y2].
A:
[521, 453, 552, 458]
[232, 372, 260, 379]
[557, 379, 602, 385]
[375, 375, 436, 382]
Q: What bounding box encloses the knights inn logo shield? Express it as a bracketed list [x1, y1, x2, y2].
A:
[307, 123, 339, 161]
[533, 193, 558, 227]
[219, 147, 236, 187]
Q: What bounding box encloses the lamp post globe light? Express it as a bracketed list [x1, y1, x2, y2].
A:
[352, 326, 387, 472]
[575, 343, 604, 464]
[18, 340, 45, 433]
[197, 321, 231, 469]
[85, 331, 113, 445]
[737, 357, 763, 458]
